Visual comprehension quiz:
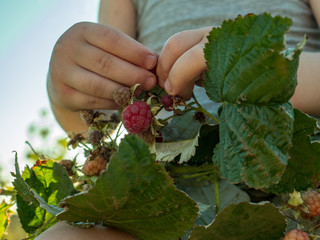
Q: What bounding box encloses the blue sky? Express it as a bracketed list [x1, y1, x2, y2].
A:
[0, 0, 99, 180]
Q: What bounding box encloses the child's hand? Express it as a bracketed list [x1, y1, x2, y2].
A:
[48, 22, 157, 112]
[156, 27, 212, 99]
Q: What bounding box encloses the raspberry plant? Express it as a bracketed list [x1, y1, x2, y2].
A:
[3, 13, 320, 239]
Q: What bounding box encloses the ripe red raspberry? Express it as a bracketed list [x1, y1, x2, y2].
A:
[302, 190, 320, 217]
[160, 94, 174, 111]
[82, 156, 107, 176]
[113, 87, 131, 108]
[283, 229, 310, 240]
[122, 101, 152, 134]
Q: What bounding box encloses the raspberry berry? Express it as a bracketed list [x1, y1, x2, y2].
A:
[82, 156, 108, 177]
[113, 87, 131, 108]
[283, 229, 310, 240]
[160, 94, 174, 111]
[122, 101, 152, 134]
[302, 190, 320, 217]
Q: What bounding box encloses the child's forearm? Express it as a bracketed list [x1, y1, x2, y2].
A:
[290, 52, 320, 117]
[49, 96, 89, 134]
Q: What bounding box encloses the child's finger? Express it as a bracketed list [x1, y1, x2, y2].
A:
[157, 29, 205, 88]
[164, 43, 207, 98]
[73, 43, 156, 91]
[82, 22, 157, 70]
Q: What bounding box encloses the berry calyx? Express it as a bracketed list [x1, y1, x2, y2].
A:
[283, 229, 310, 240]
[160, 94, 174, 111]
[122, 101, 152, 134]
[113, 87, 131, 108]
[302, 190, 320, 217]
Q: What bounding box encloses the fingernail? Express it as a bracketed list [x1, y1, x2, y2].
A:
[164, 79, 172, 93]
[145, 54, 157, 69]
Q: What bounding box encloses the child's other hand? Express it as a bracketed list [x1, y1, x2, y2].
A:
[156, 27, 212, 99]
[48, 22, 157, 112]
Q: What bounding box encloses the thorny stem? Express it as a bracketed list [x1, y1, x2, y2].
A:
[214, 174, 221, 213]
[160, 108, 193, 123]
[191, 93, 220, 123]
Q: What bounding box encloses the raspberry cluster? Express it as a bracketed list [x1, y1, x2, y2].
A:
[122, 101, 152, 134]
[302, 190, 320, 217]
[283, 229, 310, 240]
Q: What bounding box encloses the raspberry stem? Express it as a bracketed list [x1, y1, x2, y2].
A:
[191, 93, 220, 124]
[214, 174, 221, 213]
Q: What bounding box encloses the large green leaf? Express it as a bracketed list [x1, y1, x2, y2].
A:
[189, 202, 286, 240]
[269, 109, 320, 194]
[204, 13, 302, 104]
[214, 103, 293, 188]
[204, 13, 305, 188]
[57, 135, 198, 240]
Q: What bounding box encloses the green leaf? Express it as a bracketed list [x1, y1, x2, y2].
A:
[12, 154, 72, 233]
[214, 103, 294, 188]
[11, 152, 39, 206]
[204, 13, 302, 104]
[189, 202, 286, 240]
[155, 124, 219, 164]
[187, 124, 219, 166]
[0, 201, 11, 237]
[57, 135, 198, 240]
[204, 13, 305, 189]
[160, 111, 202, 142]
[154, 135, 199, 163]
[269, 109, 320, 194]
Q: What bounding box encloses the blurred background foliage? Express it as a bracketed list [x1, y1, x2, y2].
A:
[1, 108, 70, 239]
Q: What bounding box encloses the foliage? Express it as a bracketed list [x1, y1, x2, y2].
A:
[2, 13, 320, 240]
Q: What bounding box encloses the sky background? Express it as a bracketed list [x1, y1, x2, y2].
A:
[0, 0, 100, 181]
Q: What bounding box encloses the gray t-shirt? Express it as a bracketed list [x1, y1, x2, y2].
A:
[132, 0, 320, 52]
